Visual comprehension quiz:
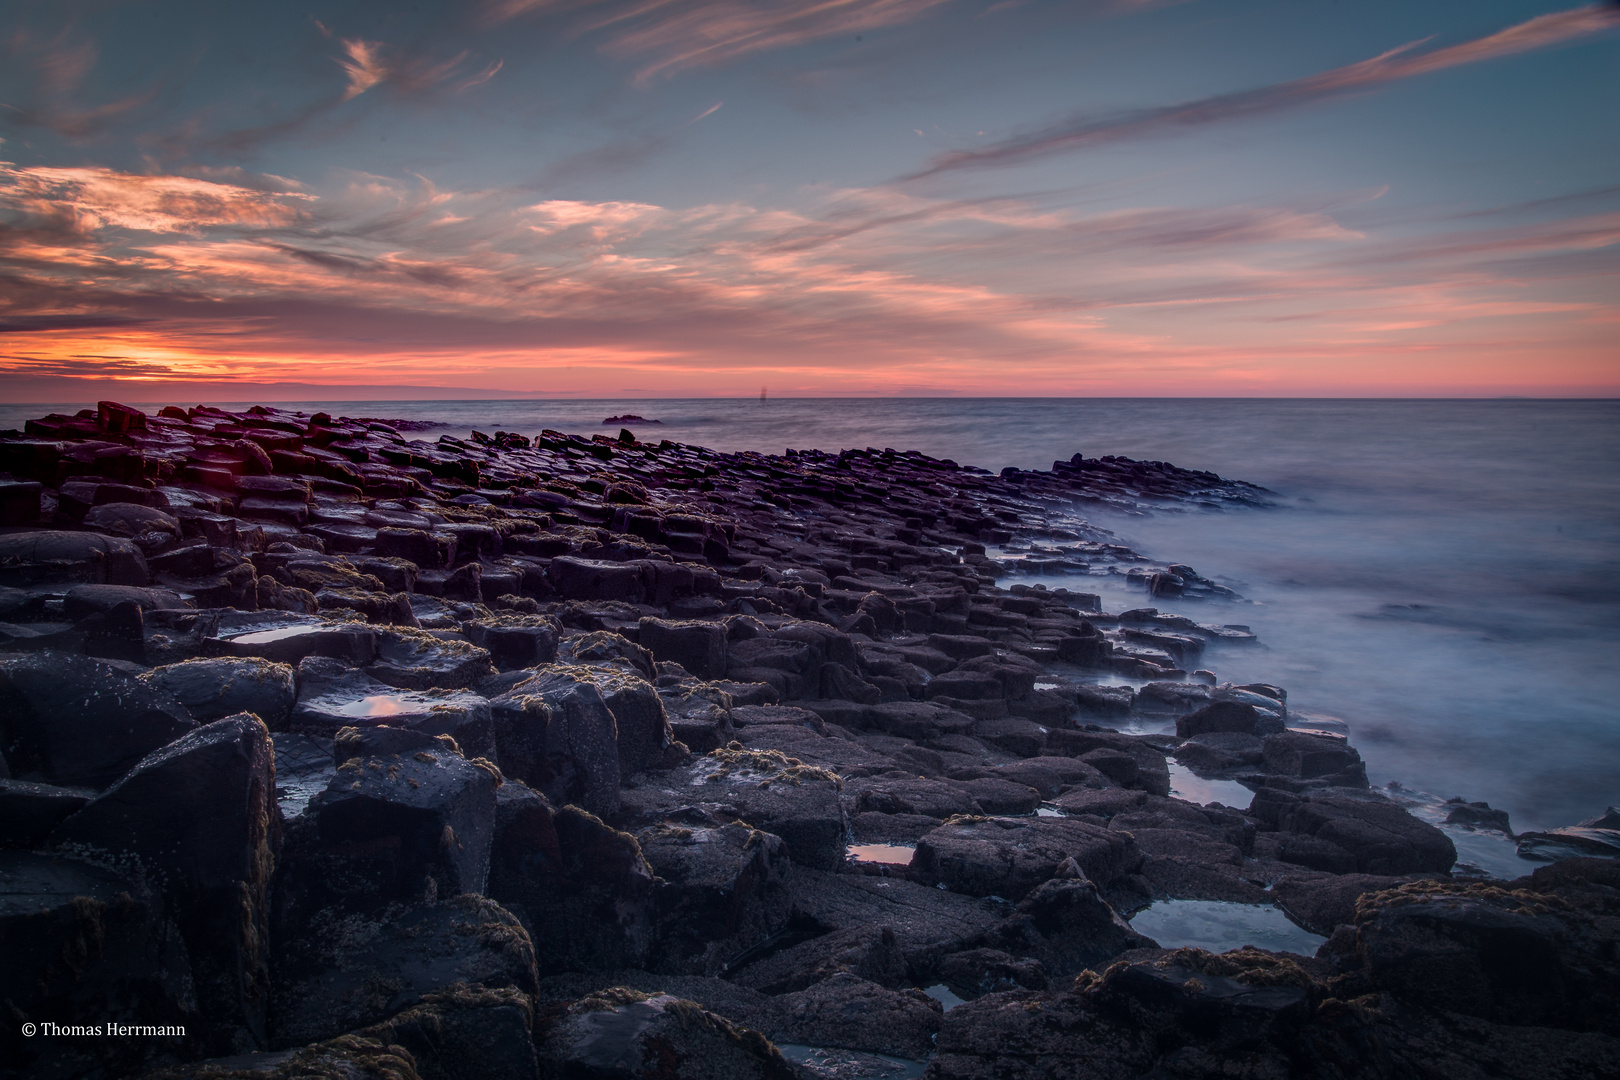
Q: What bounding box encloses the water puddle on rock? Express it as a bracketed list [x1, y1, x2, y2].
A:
[228, 625, 321, 645]
[776, 1044, 926, 1080]
[922, 984, 966, 1010]
[846, 843, 916, 866]
[1130, 899, 1326, 956]
[1167, 762, 1254, 809]
[328, 694, 420, 718]
[1035, 805, 1066, 818]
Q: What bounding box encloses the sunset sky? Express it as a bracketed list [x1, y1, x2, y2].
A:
[2, 0, 1616, 398]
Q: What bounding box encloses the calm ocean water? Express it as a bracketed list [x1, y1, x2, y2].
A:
[10, 397, 1617, 831]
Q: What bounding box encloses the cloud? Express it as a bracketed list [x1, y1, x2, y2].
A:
[0, 162, 313, 237]
[1, 161, 1615, 395]
[484, 0, 957, 80]
[907, 3, 1620, 177]
[339, 39, 391, 99]
[337, 38, 500, 100]
[0, 313, 150, 333]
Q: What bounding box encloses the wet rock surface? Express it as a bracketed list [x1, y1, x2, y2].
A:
[0, 400, 1610, 1078]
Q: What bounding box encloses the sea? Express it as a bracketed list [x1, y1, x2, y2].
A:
[9, 397, 1618, 836]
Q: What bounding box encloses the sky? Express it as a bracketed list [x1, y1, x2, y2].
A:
[1, 0, 1617, 399]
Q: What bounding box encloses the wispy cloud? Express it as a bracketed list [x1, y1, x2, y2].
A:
[337, 38, 502, 100]
[339, 39, 391, 99]
[1, 162, 1615, 395]
[485, 0, 957, 80]
[908, 3, 1620, 178]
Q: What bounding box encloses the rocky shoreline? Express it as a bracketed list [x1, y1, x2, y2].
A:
[1, 401, 1615, 1080]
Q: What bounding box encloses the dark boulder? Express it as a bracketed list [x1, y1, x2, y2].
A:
[934, 948, 1050, 999]
[291, 658, 495, 757]
[534, 988, 793, 1080]
[523, 665, 672, 777]
[911, 816, 1141, 900]
[139, 657, 296, 726]
[1176, 699, 1279, 738]
[355, 983, 540, 1080]
[1262, 729, 1365, 781]
[276, 724, 498, 917]
[368, 627, 494, 690]
[268, 895, 538, 1050]
[638, 820, 793, 973]
[0, 852, 194, 1080]
[487, 805, 658, 974]
[0, 529, 149, 587]
[638, 617, 729, 680]
[1349, 878, 1620, 1034]
[548, 556, 646, 602]
[0, 650, 196, 789]
[978, 876, 1154, 979]
[1173, 730, 1264, 772]
[63, 583, 185, 618]
[0, 778, 95, 847]
[489, 674, 622, 816]
[771, 973, 942, 1060]
[656, 677, 736, 754]
[627, 746, 848, 870]
[1254, 788, 1457, 875]
[466, 614, 560, 671]
[49, 714, 278, 1053]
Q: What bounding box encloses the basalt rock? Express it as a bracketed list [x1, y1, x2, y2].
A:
[910, 816, 1141, 900]
[771, 972, 943, 1060]
[488, 673, 622, 816]
[291, 658, 494, 758]
[0, 650, 196, 789]
[621, 746, 848, 870]
[49, 713, 278, 1054]
[0, 851, 196, 1080]
[274, 724, 497, 920]
[139, 656, 297, 727]
[268, 895, 538, 1051]
[6, 401, 1570, 1079]
[487, 805, 657, 974]
[637, 819, 793, 974]
[533, 988, 793, 1080]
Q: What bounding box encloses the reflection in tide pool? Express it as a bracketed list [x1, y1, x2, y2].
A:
[330, 694, 417, 718]
[1130, 899, 1326, 956]
[228, 625, 319, 645]
[1167, 762, 1255, 810]
[846, 843, 916, 866]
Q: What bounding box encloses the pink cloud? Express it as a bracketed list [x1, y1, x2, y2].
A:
[1, 163, 1615, 395]
[335, 38, 501, 101]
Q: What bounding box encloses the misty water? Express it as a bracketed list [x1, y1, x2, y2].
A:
[10, 397, 1616, 831]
